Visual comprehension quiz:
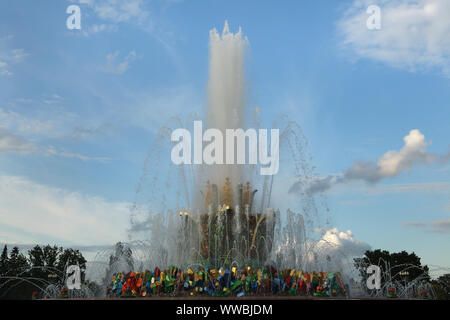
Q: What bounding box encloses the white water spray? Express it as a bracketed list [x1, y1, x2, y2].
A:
[203, 21, 249, 187]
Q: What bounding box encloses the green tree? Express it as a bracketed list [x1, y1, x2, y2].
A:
[28, 245, 46, 279]
[431, 274, 450, 300]
[42, 245, 62, 269]
[0, 247, 30, 299]
[0, 245, 8, 275]
[354, 249, 430, 289]
[8, 247, 30, 276]
[57, 248, 87, 282]
[28, 245, 86, 281]
[0, 245, 9, 290]
[28, 245, 63, 279]
[1, 244, 89, 299]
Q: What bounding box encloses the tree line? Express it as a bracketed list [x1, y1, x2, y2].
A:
[0, 244, 87, 299]
[354, 249, 450, 299]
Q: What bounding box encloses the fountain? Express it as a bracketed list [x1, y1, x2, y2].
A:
[128, 21, 329, 273]
[0, 21, 441, 300]
[0, 265, 97, 299]
[116, 23, 435, 299]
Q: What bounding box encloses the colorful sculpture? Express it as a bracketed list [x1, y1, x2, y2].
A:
[107, 265, 348, 298]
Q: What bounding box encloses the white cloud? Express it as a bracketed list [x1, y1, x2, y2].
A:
[0, 128, 37, 155]
[309, 228, 371, 280]
[275, 227, 371, 278]
[346, 129, 436, 182]
[9, 48, 28, 61]
[95, 0, 148, 23]
[317, 181, 450, 197]
[314, 228, 371, 257]
[402, 221, 427, 228]
[0, 61, 12, 76]
[72, 0, 183, 67]
[0, 108, 54, 136]
[0, 173, 130, 246]
[90, 24, 108, 33]
[403, 217, 450, 233]
[0, 127, 110, 162]
[93, 84, 201, 135]
[100, 50, 137, 74]
[0, 102, 96, 140]
[44, 146, 111, 162]
[0, 34, 28, 76]
[0, 104, 112, 161]
[362, 181, 450, 195]
[429, 218, 450, 233]
[42, 93, 63, 105]
[337, 0, 450, 76]
[71, 0, 153, 37]
[71, 123, 115, 140]
[0, 35, 14, 41]
[89, 23, 117, 34]
[80, 23, 119, 37]
[290, 129, 447, 194]
[12, 98, 33, 104]
[74, 0, 149, 24]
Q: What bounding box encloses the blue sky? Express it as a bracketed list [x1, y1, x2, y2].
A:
[0, 0, 449, 276]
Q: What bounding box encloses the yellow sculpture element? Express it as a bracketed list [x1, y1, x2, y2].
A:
[181, 212, 202, 232]
[210, 269, 218, 278]
[243, 182, 251, 206]
[257, 269, 262, 283]
[222, 177, 232, 207]
[250, 214, 267, 250]
[205, 180, 212, 209]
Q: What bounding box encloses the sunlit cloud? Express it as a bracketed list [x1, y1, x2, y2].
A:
[337, 0, 450, 76]
[0, 173, 130, 246]
[290, 129, 448, 195]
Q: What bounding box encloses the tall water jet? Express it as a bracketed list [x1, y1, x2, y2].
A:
[202, 20, 249, 188]
[165, 22, 279, 268]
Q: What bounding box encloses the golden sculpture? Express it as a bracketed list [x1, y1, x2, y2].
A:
[222, 177, 233, 207]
